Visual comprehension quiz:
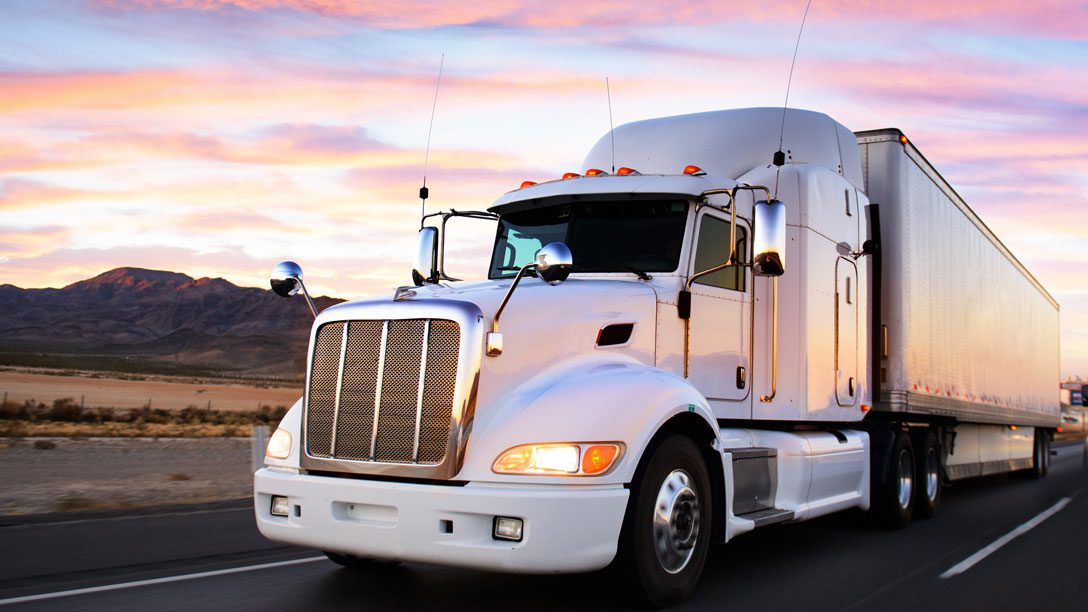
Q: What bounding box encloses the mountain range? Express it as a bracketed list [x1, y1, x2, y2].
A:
[0, 268, 344, 379]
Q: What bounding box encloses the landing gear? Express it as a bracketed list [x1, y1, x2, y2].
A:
[1029, 429, 1050, 479]
[617, 434, 712, 608]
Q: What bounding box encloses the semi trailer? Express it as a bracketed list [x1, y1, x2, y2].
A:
[254, 107, 1060, 606]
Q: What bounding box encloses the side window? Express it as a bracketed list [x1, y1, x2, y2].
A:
[692, 215, 747, 291]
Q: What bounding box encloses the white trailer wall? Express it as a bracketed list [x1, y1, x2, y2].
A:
[858, 132, 1060, 427]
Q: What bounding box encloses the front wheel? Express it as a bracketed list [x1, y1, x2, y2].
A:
[616, 434, 712, 608]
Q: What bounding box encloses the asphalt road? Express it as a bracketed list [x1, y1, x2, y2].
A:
[1, 442, 1085, 611]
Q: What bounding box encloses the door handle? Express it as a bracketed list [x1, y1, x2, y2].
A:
[736, 366, 746, 389]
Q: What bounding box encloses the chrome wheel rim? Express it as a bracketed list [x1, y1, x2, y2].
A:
[925, 447, 939, 502]
[653, 469, 700, 574]
[897, 448, 913, 510]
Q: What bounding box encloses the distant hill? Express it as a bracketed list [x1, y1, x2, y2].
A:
[0, 267, 344, 379]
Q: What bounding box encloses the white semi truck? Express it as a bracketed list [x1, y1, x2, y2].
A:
[254, 108, 1060, 606]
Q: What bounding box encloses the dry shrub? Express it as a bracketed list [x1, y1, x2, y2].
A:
[34, 439, 57, 450]
[168, 473, 192, 481]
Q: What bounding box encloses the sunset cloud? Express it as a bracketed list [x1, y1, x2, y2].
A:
[96, 1, 1088, 37]
[1, 1, 1085, 375]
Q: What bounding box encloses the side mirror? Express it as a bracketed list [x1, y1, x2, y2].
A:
[536, 242, 574, 285]
[271, 261, 304, 297]
[412, 226, 439, 286]
[752, 199, 786, 277]
[270, 261, 317, 317]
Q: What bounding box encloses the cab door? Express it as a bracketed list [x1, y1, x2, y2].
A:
[835, 257, 858, 406]
[686, 210, 751, 415]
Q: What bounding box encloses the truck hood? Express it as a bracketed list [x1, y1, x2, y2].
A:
[318, 276, 660, 413]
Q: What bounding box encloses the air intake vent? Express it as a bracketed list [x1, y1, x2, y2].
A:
[597, 323, 634, 347]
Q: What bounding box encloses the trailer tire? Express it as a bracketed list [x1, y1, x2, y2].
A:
[617, 434, 712, 608]
[872, 431, 914, 528]
[323, 551, 401, 570]
[912, 431, 941, 519]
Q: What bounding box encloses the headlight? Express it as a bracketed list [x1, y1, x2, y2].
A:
[265, 428, 293, 460]
[492, 442, 623, 476]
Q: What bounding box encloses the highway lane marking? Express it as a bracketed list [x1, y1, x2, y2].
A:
[0, 556, 326, 606]
[939, 496, 1073, 579]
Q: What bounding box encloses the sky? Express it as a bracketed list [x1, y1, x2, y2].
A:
[0, 0, 1086, 377]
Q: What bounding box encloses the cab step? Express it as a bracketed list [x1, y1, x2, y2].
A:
[735, 507, 795, 527]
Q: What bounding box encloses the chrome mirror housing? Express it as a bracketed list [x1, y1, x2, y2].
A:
[412, 226, 439, 286]
[271, 261, 304, 297]
[753, 199, 786, 277]
[536, 241, 574, 285]
[270, 260, 317, 318]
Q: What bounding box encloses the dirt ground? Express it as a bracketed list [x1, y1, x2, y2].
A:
[0, 369, 301, 411]
[0, 437, 256, 515]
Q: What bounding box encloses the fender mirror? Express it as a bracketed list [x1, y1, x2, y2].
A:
[412, 226, 439, 286]
[535, 241, 573, 285]
[753, 199, 786, 277]
[270, 261, 317, 318]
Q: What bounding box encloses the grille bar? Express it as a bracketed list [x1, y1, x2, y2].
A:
[329, 322, 350, 456]
[306, 318, 460, 466]
[412, 321, 430, 462]
[370, 320, 390, 459]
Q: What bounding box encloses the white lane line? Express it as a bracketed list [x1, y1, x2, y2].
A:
[0, 556, 325, 606]
[939, 497, 1072, 579]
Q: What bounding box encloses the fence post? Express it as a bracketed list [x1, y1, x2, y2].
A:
[251, 425, 270, 473]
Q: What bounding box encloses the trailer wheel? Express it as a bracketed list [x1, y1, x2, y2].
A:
[617, 434, 712, 607]
[1029, 429, 1049, 479]
[323, 551, 401, 570]
[912, 431, 941, 519]
[873, 431, 914, 528]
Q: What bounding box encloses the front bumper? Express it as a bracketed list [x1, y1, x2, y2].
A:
[254, 468, 629, 574]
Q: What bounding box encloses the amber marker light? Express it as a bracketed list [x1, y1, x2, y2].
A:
[860, 404, 871, 413]
[584, 168, 606, 176]
[616, 167, 639, 175]
[899, 134, 909, 145]
[683, 165, 706, 176]
[520, 180, 537, 188]
[561, 172, 581, 179]
[582, 444, 620, 474]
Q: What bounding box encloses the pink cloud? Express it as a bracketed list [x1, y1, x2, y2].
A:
[96, 0, 1088, 37]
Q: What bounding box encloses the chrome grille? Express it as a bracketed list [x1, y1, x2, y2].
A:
[306, 319, 460, 465]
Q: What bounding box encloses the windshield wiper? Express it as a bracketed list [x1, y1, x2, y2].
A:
[585, 262, 651, 281]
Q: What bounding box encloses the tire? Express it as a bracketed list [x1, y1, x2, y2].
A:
[616, 434, 713, 608]
[1029, 429, 1049, 479]
[912, 430, 941, 519]
[323, 551, 401, 570]
[872, 431, 914, 528]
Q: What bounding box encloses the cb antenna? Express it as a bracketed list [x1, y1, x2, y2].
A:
[606, 77, 616, 174]
[773, 0, 813, 199]
[420, 53, 445, 225]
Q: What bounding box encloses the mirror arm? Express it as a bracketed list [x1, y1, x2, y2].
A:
[293, 275, 318, 319]
[487, 262, 537, 357]
[492, 262, 537, 334]
[760, 277, 779, 402]
[434, 209, 500, 281]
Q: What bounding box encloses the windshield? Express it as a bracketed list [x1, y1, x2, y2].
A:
[488, 200, 689, 279]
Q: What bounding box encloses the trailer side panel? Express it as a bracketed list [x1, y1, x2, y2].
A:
[858, 131, 1059, 427]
